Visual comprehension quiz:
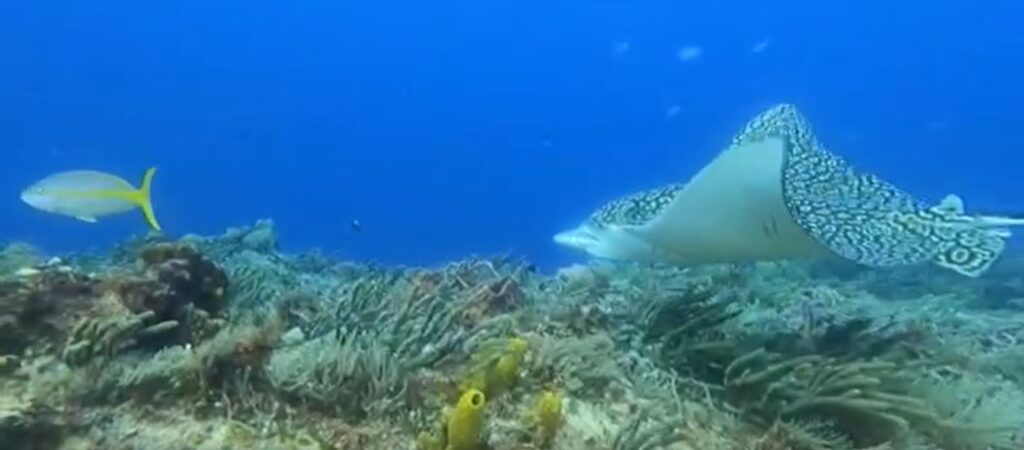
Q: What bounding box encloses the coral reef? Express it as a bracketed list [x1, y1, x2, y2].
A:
[0, 390, 64, 450]
[0, 267, 101, 355]
[1, 221, 1023, 450]
[0, 242, 43, 275]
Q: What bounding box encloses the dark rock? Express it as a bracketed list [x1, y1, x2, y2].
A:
[0, 271, 100, 355]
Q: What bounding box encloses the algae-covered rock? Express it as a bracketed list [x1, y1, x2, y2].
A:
[129, 242, 229, 317]
[0, 393, 63, 450]
[107, 242, 229, 349]
[0, 243, 42, 276]
[0, 241, 229, 360]
[0, 269, 101, 355]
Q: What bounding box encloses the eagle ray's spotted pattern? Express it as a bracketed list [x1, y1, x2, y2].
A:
[579, 104, 1008, 277]
[732, 104, 1005, 276]
[586, 184, 684, 227]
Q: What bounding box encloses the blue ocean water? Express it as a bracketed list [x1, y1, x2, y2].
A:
[1, 0, 1021, 270]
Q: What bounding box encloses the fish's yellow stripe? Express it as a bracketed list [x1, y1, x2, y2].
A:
[48, 189, 137, 200]
[47, 168, 161, 231]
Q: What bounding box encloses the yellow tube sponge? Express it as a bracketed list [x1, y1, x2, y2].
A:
[461, 336, 531, 399]
[530, 390, 564, 448]
[446, 388, 487, 450]
[486, 337, 530, 398]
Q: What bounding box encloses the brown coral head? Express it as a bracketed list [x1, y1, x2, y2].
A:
[117, 242, 229, 320]
[139, 242, 198, 266]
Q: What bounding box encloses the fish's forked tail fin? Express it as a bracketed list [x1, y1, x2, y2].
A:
[136, 167, 161, 231]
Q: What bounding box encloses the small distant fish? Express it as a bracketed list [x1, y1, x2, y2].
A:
[20, 168, 161, 230]
[351, 219, 363, 232]
[677, 45, 703, 62]
[665, 105, 682, 119]
[751, 39, 770, 53]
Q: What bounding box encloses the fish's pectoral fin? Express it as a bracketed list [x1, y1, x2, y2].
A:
[75, 215, 98, 223]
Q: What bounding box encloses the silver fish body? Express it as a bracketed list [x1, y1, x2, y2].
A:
[20, 168, 161, 230]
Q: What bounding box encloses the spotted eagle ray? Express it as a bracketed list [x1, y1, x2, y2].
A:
[553, 104, 1024, 277]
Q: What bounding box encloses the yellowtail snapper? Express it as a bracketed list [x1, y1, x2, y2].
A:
[20, 168, 161, 231]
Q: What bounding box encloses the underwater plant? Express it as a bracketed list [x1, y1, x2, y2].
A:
[909, 374, 1024, 450]
[266, 259, 519, 421]
[627, 261, 1024, 450]
[721, 349, 933, 444]
[528, 333, 629, 398]
[266, 329, 404, 419]
[60, 310, 176, 366]
[221, 249, 298, 313]
[637, 283, 742, 383]
[608, 409, 687, 450]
